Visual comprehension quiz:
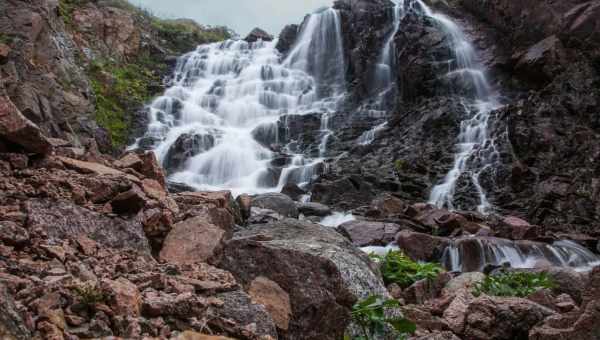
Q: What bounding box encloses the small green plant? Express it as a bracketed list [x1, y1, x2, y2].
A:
[73, 282, 105, 308]
[0, 33, 13, 45]
[473, 271, 555, 298]
[370, 251, 444, 288]
[347, 295, 416, 340]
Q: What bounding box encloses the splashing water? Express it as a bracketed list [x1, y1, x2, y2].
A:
[357, 122, 388, 145]
[413, 1, 501, 214]
[441, 237, 600, 273]
[320, 212, 355, 227]
[137, 8, 346, 196]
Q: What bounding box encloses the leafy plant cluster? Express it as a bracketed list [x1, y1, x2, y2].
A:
[73, 282, 105, 308]
[347, 295, 416, 340]
[88, 57, 162, 146]
[473, 271, 555, 298]
[370, 251, 444, 288]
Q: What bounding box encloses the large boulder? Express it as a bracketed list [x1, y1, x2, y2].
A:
[396, 230, 449, 262]
[163, 133, 215, 174]
[0, 96, 52, 154]
[251, 193, 298, 218]
[159, 216, 229, 265]
[275, 24, 299, 55]
[297, 202, 331, 217]
[338, 220, 402, 247]
[219, 218, 389, 339]
[462, 295, 555, 339]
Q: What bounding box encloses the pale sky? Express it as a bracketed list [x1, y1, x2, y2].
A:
[129, 0, 333, 37]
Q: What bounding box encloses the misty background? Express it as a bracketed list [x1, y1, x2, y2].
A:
[128, 0, 333, 37]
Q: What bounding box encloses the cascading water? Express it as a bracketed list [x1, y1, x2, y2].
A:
[413, 1, 501, 214]
[373, 0, 405, 95]
[441, 237, 600, 273]
[136, 7, 346, 196]
[357, 122, 388, 145]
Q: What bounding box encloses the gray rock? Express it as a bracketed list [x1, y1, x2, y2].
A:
[251, 193, 298, 218]
[220, 218, 389, 339]
[337, 220, 402, 246]
[297, 202, 331, 217]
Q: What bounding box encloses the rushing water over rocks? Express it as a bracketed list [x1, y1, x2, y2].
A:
[442, 237, 600, 273]
[415, 1, 501, 214]
[137, 8, 346, 196]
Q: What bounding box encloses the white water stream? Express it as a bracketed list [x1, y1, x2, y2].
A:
[137, 7, 346, 196]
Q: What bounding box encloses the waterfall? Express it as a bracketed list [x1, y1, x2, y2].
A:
[357, 122, 388, 145]
[373, 0, 406, 94]
[416, 1, 501, 214]
[136, 7, 346, 196]
[441, 237, 600, 273]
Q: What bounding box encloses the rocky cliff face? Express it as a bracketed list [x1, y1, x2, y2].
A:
[0, 0, 229, 153]
[299, 0, 600, 233]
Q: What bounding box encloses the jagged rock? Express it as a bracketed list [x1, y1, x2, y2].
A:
[138, 151, 167, 187]
[244, 27, 274, 42]
[275, 24, 298, 54]
[495, 216, 540, 240]
[395, 230, 449, 262]
[251, 193, 298, 218]
[102, 277, 142, 317]
[159, 216, 228, 265]
[513, 35, 566, 84]
[443, 288, 475, 335]
[25, 198, 150, 254]
[297, 202, 332, 217]
[110, 184, 148, 214]
[0, 221, 29, 247]
[163, 133, 215, 174]
[280, 183, 306, 201]
[0, 283, 31, 339]
[58, 156, 135, 179]
[220, 218, 389, 339]
[403, 272, 453, 305]
[367, 193, 408, 218]
[338, 220, 402, 246]
[114, 152, 143, 169]
[213, 290, 278, 338]
[0, 96, 52, 154]
[462, 295, 555, 340]
[312, 176, 374, 210]
[442, 272, 486, 297]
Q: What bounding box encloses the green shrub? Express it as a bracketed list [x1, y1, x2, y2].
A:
[370, 251, 444, 288]
[88, 58, 162, 147]
[347, 295, 416, 340]
[73, 282, 105, 308]
[473, 271, 555, 298]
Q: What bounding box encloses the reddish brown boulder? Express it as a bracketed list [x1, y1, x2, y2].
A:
[248, 276, 292, 331]
[0, 96, 52, 154]
[338, 220, 402, 246]
[102, 277, 142, 317]
[0, 221, 29, 246]
[138, 151, 166, 187]
[395, 230, 449, 262]
[114, 152, 143, 169]
[159, 216, 228, 265]
[110, 184, 148, 214]
[496, 216, 540, 240]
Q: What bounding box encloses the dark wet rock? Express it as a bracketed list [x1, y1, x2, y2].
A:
[338, 220, 402, 247]
[312, 176, 374, 210]
[219, 218, 389, 339]
[251, 193, 299, 218]
[275, 24, 299, 55]
[244, 27, 274, 43]
[297, 202, 331, 217]
[163, 133, 215, 174]
[281, 183, 306, 201]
